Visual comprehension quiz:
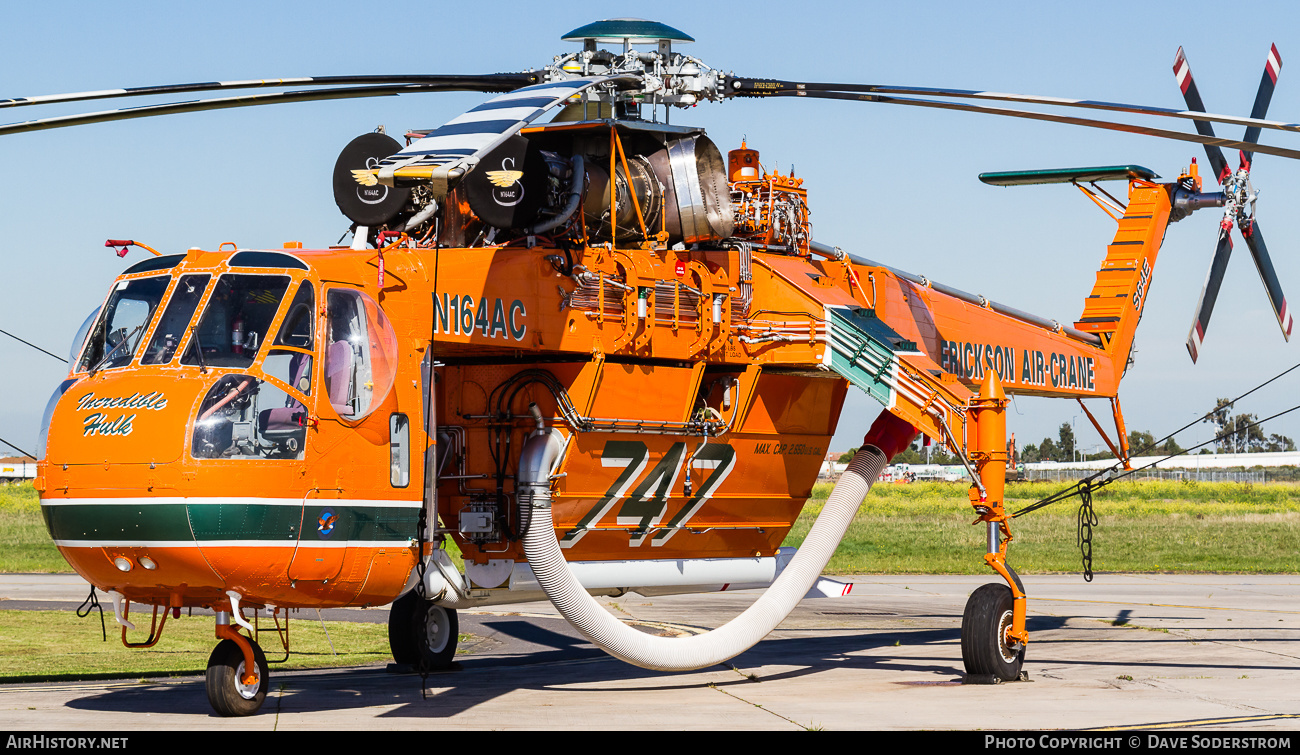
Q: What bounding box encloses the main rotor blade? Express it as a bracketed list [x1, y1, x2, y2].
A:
[746, 89, 1300, 163]
[364, 75, 639, 196]
[1239, 219, 1293, 340]
[1242, 44, 1283, 165]
[0, 83, 513, 136]
[1186, 227, 1235, 363]
[726, 77, 1300, 138]
[0, 73, 537, 110]
[1172, 47, 1230, 183]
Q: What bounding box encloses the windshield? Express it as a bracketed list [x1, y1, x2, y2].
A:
[77, 275, 170, 372]
[141, 274, 211, 365]
[181, 274, 291, 369]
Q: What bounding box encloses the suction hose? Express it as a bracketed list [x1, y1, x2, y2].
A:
[522, 411, 916, 672]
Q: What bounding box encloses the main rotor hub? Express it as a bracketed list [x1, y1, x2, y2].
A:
[546, 19, 725, 111]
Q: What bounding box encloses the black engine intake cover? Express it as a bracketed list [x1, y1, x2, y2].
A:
[333, 132, 411, 226]
[464, 134, 548, 230]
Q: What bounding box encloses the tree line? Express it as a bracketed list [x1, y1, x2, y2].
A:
[840, 398, 1294, 465]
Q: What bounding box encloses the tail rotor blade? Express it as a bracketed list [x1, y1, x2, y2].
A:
[1239, 219, 1293, 340]
[1173, 47, 1231, 183]
[1243, 44, 1283, 164]
[1187, 227, 1235, 363]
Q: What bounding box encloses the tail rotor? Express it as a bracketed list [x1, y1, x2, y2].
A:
[1175, 45, 1292, 362]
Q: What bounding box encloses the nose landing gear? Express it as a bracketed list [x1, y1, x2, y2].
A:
[206, 636, 269, 716]
[206, 608, 269, 716]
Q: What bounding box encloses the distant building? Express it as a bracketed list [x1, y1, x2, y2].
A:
[0, 456, 36, 480]
[1027, 450, 1300, 471]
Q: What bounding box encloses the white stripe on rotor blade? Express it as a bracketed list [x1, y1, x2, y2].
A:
[488, 87, 570, 102]
[396, 132, 502, 155]
[444, 106, 544, 125]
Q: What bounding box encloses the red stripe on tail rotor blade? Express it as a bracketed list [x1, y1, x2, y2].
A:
[1188, 323, 1205, 363]
[1268, 44, 1282, 83]
[1174, 49, 1192, 92]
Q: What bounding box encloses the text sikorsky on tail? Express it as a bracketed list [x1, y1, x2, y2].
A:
[7, 20, 1296, 715]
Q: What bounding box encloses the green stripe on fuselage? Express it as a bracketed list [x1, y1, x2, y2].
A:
[42, 502, 418, 543]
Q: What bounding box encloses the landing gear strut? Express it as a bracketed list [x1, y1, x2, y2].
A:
[960, 371, 1029, 682]
[388, 590, 459, 671]
[206, 607, 269, 716]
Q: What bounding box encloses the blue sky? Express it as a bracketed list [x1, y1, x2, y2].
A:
[3, 0, 1300, 457]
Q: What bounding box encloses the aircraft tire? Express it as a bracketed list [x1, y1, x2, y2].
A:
[961, 583, 1024, 681]
[206, 637, 268, 717]
[387, 590, 420, 665]
[412, 601, 458, 672]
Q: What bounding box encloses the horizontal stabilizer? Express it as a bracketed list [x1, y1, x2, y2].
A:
[979, 165, 1158, 186]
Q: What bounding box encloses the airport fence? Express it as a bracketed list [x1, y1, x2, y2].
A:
[1022, 468, 1268, 483]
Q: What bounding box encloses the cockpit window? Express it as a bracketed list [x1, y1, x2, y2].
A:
[273, 282, 314, 350]
[191, 373, 306, 460]
[77, 275, 170, 372]
[181, 274, 290, 369]
[141, 274, 211, 365]
[323, 289, 398, 421]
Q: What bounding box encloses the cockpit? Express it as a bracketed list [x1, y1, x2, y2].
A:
[64, 249, 398, 463]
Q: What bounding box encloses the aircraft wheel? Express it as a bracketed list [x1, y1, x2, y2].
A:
[961, 583, 1024, 681]
[206, 637, 269, 717]
[387, 590, 420, 665]
[412, 601, 458, 671]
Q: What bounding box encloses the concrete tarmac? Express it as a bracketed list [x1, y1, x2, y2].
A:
[0, 573, 1297, 731]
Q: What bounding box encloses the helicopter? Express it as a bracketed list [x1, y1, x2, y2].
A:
[10, 18, 1300, 716]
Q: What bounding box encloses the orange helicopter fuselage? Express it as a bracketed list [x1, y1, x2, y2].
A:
[36, 151, 1179, 615]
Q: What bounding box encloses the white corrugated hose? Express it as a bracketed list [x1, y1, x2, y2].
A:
[522, 435, 889, 672]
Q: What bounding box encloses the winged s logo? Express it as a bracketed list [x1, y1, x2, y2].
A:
[485, 157, 524, 207]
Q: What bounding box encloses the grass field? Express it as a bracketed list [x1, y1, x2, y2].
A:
[787, 479, 1300, 574]
[0, 483, 66, 573]
[4, 478, 1299, 575]
[2, 477, 1297, 683]
[0, 608, 403, 683]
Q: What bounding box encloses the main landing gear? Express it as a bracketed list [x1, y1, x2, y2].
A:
[958, 371, 1029, 684]
[388, 590, 459, 671]
[961, 582, 1025, 682]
